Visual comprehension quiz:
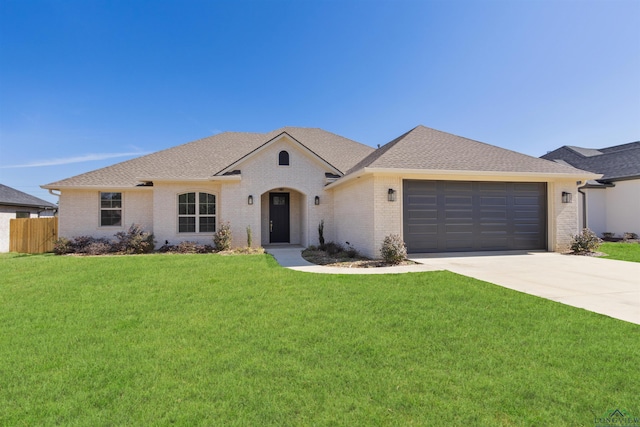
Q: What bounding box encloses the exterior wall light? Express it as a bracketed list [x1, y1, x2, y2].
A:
[248, 195, 254, 205]
[388, 188, 396, 202]
[562, 192, 572, 203]
[314, 196, 320, 205]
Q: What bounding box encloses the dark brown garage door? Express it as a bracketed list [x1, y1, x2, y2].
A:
[403, 180, 547, 253]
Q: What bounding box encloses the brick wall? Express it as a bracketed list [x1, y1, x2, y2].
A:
[550, 180, 580, 251]
[333, 176, 376, 257]
[58, 189, 153, 240]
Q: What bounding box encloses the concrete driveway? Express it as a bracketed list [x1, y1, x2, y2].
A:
[410, 251, 640, 325]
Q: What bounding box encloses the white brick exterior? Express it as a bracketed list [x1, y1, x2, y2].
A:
[56, 135, 337, 249]
[55, 136, 584, 257]
[334, 174, 582, 257]
[550, 180, 580, 252]
[58, 189, 153, 240]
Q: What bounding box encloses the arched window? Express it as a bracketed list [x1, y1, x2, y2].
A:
[278, 150, 290, 166]
[178, 192, 216, 233]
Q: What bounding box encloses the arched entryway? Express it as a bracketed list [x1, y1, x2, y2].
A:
[260, 188, 307, 246]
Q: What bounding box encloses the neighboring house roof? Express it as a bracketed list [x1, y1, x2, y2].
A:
[0, 184, 57, 209]
[541, 141, 640, 181]
[43, 127, 375, 188]
[345, 125, 589, 176]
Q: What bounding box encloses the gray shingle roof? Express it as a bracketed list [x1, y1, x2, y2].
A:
[44, 125, 595, 190]
[541, 141, 640, 181]
[0, 184, 57, 208]
[43, 127, 375, 188]
[346, 125, 589, 175]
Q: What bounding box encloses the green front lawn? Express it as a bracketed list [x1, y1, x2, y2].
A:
[1, 253, 638, 426]
[600, 242, 640, 263]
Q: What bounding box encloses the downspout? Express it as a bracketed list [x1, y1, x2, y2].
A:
[577, 186, 587, 231]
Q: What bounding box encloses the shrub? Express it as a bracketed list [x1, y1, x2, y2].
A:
[246, 225, 252, 248]
[380, 234, 407, 264]
[53, 237, 73, 255]
[601, 232, 616, 241]
[157, 241, 175, 253]
[72, 236, 112, 254]
[345, 243, 358, 258]
[323, 241, 344, 256]
[176, 241, 215, 254]
[85, 241, 113, 256]
[113, 224, 155, 254]
[623, 232, 638, 241]
[214, 221, 232, 251]
[318, 220, 326, 249]
[570, 228, 602, 253]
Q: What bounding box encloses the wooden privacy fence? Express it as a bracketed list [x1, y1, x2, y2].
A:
[10, 217, 58, 254]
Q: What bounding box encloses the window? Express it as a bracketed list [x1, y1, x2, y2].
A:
[100, 192, 122, 226]
[16, 211, 30, 218]
[278, 150, 290, 166]
[178, 192, 216, 233]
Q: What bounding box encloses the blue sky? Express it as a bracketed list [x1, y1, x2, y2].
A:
[1, 0, 639, 203]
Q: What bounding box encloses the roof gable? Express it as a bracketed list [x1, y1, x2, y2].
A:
[217, 131, 342, 176]
[347, 125, 587, 176]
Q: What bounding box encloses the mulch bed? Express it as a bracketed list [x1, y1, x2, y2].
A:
[301, 248, 417, 268]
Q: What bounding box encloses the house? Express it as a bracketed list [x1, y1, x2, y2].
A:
[0, 184, 58, 252]
[42, 126, 597, 257]
[541, 141, 640, 238]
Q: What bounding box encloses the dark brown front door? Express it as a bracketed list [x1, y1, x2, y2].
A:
[269, 192, 290, 243]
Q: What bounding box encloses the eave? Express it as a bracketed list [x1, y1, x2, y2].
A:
[325, 167, 602, 189]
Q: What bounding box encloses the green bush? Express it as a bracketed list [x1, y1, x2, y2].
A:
[570, 228, 602, 253]
[380, 234, 407, 264]
[623, 232, 638, 241]
[214, 221, 232, 251]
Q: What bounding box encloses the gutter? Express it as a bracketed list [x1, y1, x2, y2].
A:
[577, 186, 587, 230]
[325, 167, 601, 190]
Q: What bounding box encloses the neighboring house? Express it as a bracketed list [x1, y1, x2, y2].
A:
[541, 141, 640, 238]
[0, 184, 58, 252]
[42, 126, 596, 257]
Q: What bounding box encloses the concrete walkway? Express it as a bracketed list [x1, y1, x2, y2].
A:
[265, 246, 640, 325]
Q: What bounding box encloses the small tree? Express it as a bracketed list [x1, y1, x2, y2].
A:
[246, 225, 252, 247]
[380, 234, 407, 264]
[318, 219, 325, 249]
[214, 221, 232, 251]
[570, 228, 602, 253]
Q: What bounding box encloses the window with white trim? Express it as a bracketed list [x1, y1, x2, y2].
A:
[100, 192, 122, 226]
[178, 192, 216, 233]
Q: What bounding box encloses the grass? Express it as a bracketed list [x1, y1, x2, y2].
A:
[1, 253, 639, 426]
[600, 242, 640, 263]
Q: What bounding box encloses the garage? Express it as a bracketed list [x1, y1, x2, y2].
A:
[403, 180, 547, 253]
